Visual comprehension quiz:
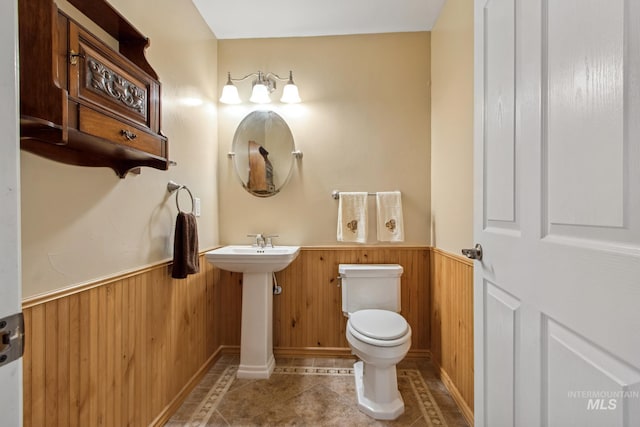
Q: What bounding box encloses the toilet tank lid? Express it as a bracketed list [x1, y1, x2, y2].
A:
[338, 264, 403, 277]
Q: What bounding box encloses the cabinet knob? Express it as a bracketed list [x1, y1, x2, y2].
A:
[120, 129, 137, 141]
[68, 50, 85, 66]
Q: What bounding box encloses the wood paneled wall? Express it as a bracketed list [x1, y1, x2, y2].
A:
[22, 246, 473, 426]
[431, 248, 474, 425]
[270, 247, 430, 355]
[21, 254, 233, 427]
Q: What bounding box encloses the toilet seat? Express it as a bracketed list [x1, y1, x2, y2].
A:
[348, 309, 410, 347]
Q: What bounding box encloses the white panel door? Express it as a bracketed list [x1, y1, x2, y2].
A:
[474, 0, 640, 426]
[0, 0, 23, 426]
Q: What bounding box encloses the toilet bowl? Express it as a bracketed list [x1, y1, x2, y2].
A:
[346, 309, 412, 420]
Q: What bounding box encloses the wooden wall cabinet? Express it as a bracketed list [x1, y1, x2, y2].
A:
[19, 0, 168, 178]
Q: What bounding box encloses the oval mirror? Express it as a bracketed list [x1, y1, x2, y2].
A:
[231, 110, 295, 197]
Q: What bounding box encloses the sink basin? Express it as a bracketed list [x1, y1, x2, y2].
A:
[205, 245, 300, 273]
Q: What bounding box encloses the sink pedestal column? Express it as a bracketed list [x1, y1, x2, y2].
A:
[237, 272, 275, 379]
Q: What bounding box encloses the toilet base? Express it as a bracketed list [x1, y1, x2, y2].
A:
[353, 361, 404, 420]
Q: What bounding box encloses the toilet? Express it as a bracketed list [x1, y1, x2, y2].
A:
[339, 264, 412, 420]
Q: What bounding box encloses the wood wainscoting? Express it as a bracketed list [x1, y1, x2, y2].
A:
[216, 246, 431, 357]
[431, 248, 474, 425]
[21, 254, 233, 427]
[273, 246, 430, 356]
[21, 246, 475, 426]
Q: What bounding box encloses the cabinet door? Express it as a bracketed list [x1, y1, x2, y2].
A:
[68, 21, 160, 131]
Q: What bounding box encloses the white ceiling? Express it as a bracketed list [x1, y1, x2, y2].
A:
[191, 0, 446, 40]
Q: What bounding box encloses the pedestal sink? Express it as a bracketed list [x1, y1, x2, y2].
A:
[205, 245, 300, 379]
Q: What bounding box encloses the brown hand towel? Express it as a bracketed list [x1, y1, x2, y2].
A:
[172, 212, 199, 279]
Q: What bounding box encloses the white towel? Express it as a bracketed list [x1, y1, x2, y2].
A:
[337, 192, 368, 243]
[376, 191, 405, 242]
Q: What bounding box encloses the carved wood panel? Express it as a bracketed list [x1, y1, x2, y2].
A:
[85, 56, 147, 115]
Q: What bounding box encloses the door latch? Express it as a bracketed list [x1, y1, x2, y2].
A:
[0, 312, 24, 366]
[462, 243, 483, 261]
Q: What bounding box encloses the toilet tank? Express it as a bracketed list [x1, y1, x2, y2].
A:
[339, 264, 403, 315]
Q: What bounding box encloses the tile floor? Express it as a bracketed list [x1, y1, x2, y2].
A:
[166, 355, 469, 427]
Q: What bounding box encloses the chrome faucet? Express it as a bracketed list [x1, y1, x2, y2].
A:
[248, 233, 266, 248]
[247, 233, 278, 248]
[264, 234, 278, 247]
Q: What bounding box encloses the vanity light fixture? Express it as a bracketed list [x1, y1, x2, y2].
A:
[219, 70, 302, 104]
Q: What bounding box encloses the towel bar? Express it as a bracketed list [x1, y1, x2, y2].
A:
[331, 190, 378, 200]
[167, 181, 195, 214]
[228, 150, 303, 159]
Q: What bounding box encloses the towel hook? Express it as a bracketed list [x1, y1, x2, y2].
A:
[167, 181, 195, 214]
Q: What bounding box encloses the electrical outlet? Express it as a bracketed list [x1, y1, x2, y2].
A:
[194, 197, 201, 217]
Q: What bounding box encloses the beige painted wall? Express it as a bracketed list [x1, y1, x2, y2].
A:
[431, 0, 474, 254]
[218, 33, 431, 246]
[20, 0, 219, 298]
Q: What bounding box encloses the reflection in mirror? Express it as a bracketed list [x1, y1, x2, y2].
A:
[232, 111, 295, 197]
[248, 141, 274, 193]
